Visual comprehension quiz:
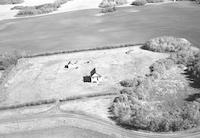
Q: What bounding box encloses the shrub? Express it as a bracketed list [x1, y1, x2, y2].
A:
[120, 78, 142, 87]
[101, 6, 116, 13]
[131, 0, 147, 6]
[146, 0, 164, 3]
[0, 0, 23, 5]
[143, 36, 191, 53]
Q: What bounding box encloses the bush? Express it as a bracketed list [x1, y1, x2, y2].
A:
[149, 58, 175, 78]
[146, 0, 164, 3]
[101, 6, 116, 13]
[120, 78, 142, 87]
[131, 0, 147, 6]
[143, 36, 191, 53]
[0, 0, 23, 5]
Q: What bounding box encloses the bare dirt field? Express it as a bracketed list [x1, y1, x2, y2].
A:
[1, 46, 167, 106]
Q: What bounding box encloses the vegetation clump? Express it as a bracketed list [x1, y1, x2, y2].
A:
[111, 93, 200, 132]
[0, 51, 24, 71]
[99, 0, 127, 8]
[0, 0, 23, 5]
[143, 36, 191, 53]
[131, 0, 147, 6]
[119, 77, 143, 88]
[12, 0, 69, 16]
[111, 37, 200, 132]
[99, 0, 126, 13]
[101, 6, 116, 13]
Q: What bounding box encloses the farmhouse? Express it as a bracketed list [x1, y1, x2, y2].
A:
[90, 68, 102, 83]
[83, 68, 102, 83]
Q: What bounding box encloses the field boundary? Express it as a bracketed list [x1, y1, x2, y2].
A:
[25, 43, 144, 58]
[0, 92, 117, 111]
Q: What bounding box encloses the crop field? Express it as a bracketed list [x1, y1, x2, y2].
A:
[0, 2, 200, 54]
[0, 46, 167, 106]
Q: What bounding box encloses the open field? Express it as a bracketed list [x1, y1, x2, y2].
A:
[0, 2, 200, 54]
[0, 46, 167, 106]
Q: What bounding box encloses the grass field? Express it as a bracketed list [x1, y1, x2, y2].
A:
[60, 96, 114, 122]
[1, 46, 167, 106]
[0, 1, 200, 54]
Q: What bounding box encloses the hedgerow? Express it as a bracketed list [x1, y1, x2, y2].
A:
[0, 99, 56, 111]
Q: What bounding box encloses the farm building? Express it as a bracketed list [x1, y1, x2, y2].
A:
[83, 68, 102, 83]
[64, 61, 78, 69]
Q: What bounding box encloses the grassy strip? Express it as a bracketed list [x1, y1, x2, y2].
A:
[0, 0, 23, 5]
[25, 43, 144, 58]
[0, 93, 117, 111]
[12, 0, 70, 16]
[0, 99, 56, 111]
[59, 92, 117, 102]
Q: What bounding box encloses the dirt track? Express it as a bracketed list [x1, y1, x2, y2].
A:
[1, 101, 200, 138]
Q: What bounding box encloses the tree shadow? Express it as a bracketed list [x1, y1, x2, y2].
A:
[185, 93, 200, 102]
[182, 69, 200, 89]
[182, 68, 200, 102]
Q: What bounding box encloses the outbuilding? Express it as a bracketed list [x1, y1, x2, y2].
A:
[83, 68, 102, 83]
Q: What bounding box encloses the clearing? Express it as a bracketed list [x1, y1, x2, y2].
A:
[0, 46, 167, 106]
